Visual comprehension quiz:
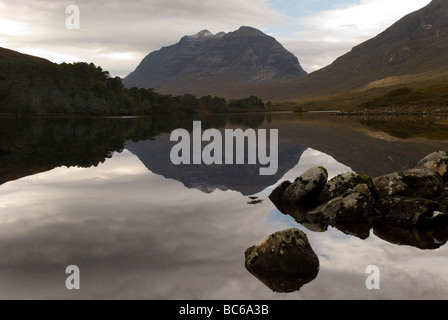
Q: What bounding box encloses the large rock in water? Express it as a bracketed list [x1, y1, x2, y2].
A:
[378, 197, 448, 228]
[416, 151, 448, 181]
[318, 172, 374, 203]
[270, 171, 377, 239]
[371, 166, 448, 228]
[280, 167, 328, 204]
[269, 151, 448, 243]
[244, 229, 319, 293]
[373, 168, 444, 200]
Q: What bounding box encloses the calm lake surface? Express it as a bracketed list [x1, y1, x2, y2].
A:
[1, 112, 448, 300]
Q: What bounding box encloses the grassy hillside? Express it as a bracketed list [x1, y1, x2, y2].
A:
[353, 85, 448, 113]
[217, 0, 448, 111]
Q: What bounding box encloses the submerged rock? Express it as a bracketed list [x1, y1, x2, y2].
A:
[244, 228, 319, 293]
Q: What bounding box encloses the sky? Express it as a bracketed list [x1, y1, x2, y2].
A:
[0, 0, 432, 78]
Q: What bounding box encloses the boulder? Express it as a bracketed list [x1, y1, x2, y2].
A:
[319, 172, 374, 203]
[244, 229, 319, 293]
[282, 167, 328, 204]
[268, 151, 448, 248]
[416, 151, 448, 181]
[268, 180, 292, 203]
[373, 168, 443, 200]
[306, 184, 376, 239]
[378, 196, 448, 228]
[310, 184, 376, 224]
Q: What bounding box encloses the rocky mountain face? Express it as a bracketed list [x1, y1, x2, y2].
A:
[304, 0, 448, 91]
[123, 26, 307, 96]
[265, 0, 448, 102]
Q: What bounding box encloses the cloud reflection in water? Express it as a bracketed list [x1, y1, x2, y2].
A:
[0, 148, 448, 300]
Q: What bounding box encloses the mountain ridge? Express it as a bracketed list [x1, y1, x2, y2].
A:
[231, 0, 448, 106]
[123, 26, 307, 96]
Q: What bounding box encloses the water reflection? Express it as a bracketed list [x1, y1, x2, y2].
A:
[373, 224, 448, 250]
[1, 114, 448, 299]
[126, 136, 305, 196]
[2, 113, 448, 188]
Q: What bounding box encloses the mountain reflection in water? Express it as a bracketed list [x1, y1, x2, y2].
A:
[1, 113, 448, 299]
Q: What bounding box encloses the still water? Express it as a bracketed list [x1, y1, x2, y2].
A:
[1, 113, 448, 300]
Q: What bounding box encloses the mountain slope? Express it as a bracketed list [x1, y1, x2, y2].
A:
[123, 26, 307, 96]
[0, 47, 50, 64]
[235, 0, 448, 105]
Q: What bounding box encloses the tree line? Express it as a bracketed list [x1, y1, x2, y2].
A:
[0, 61, 267, 116]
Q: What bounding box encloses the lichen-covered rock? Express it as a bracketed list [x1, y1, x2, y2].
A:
[416, 151, 448, 181]
[244, 228, 319, 293]
[319, 172, 374, 203]
[378, 196, 448, 228]
[269, 152, 448, 247]
[373, 168, 443, 200]
[309, 184, 376, 225]
[282, 167, 328, 204]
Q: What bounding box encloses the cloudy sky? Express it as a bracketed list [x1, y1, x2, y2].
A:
[0, 0, 432, 77]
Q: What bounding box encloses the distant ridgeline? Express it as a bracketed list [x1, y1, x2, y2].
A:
[0, 54, 267, 116]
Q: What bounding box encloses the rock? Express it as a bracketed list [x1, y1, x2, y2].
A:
[416, 151, 448, 181]
[319, 172, 374, 203]
[269, 180, 292, 203]
[269, 151, 448, 249]
[438, 187, 448, 210]
[310, 185, 374, 224]
[282, 167, 328, 204]
[244, 229, 319, 293]
[378, 196, 448, 228]
[373, 168, 443, 200]
[306, 183, 376, 239]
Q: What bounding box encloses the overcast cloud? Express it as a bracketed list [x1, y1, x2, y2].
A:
[0, 0, 432, 77]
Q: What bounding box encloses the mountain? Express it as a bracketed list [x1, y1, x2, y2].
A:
[123, 26, 307, 96]
[232, 0, 448, 107]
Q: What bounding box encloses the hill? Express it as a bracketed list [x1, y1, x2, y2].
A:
[0, 47, 51, 64]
